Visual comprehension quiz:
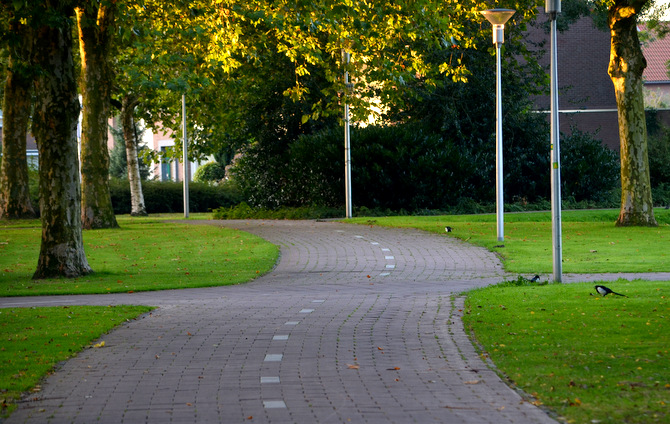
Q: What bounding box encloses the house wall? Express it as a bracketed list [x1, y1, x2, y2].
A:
[526, 12, 621, 148]
[147, 128, 197, 182]
[526, 13, 670, 151]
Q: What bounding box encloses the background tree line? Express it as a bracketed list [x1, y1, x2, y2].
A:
[0, 0, 668, 281]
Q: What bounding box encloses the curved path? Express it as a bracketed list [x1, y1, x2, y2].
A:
[3, 220, 567, 423]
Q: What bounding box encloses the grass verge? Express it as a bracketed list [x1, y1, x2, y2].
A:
[0, 305, 154, 416]
[0, 217, 278, 296]
[462, 280, 669, 423]
[348, 208, 670, 273]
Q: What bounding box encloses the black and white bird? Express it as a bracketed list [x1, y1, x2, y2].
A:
[594, 285, 627, 297]
[445, 226, 453, 233]
[530, 275, 540, 282]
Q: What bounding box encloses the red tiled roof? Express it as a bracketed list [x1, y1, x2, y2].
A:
[641, 24, 670, 82]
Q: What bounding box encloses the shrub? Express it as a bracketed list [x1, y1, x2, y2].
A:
[560, 128, 620, 203]
[193, 162, 227, 183]
[212, 202, 343, 220]
[230, 118, 623, 213]
[109, 179, 242, 214]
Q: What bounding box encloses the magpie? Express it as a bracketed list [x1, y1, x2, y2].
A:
[530, 275, 540, 282]
[594, 285, 627, 297]
[445, 226, 453, 233]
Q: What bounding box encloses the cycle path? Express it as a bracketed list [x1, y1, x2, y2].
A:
[4, 219, 665, 423]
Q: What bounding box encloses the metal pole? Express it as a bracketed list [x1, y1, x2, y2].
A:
[549, 12, 562, 281]
[343, 50, 353, 219]
[182, 94, 190, 219]
[494, 28, 504, 242]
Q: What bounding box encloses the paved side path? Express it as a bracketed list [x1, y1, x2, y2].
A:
[3, 220, 563, 423]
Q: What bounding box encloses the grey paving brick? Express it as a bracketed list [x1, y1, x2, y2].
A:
[5, 220, 662, 423]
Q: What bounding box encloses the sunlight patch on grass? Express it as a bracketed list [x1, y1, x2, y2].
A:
[0, 220, 278, 296]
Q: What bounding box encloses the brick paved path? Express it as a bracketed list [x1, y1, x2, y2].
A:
[2, 220, 565, 423]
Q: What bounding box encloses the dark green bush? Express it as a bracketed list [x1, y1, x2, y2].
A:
[560, 128, 620, 203]
[230, 118, 623, 213]
[109, 179, 242, 214]
[212, 202, 343, 220]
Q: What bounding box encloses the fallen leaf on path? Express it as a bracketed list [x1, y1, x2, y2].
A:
[346, 364, 360, 369]
[464, 380, 480, 385]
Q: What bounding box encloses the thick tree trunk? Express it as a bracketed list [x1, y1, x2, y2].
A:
[0, 22, 37, 220]
[77, 3, 119, 229]
[31, 6, 93, 279]
[608, 1, 657, 227]
[121, 95, 148, 216]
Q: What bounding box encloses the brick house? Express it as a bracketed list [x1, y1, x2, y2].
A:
[527, 12, 670, 150]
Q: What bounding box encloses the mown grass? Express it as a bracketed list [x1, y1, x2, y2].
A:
[462, 280, 669, 424]
[349, 208, 670, 273]
[0, 305, 154, 415]
[0, 216, 278, 296]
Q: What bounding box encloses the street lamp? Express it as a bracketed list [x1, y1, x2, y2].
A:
[343, 50, 353, 219]
[546, 0, 563, 282]
[480, 8, 515, 242]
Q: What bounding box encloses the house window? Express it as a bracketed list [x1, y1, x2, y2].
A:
[160, 147, 172, 181]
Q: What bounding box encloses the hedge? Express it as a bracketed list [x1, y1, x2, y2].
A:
[109, 179, 242, 214]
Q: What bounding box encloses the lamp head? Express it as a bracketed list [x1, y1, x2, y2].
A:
[480, 9, 515, 45]
[480, 9, 516, 26]
[545, 0, 561, 14]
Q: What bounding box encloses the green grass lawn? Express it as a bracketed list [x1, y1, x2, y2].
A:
[349, 208, 670, 273]
[0, 215, 278, 296]
[0, 215, 277, 415]
[462, 280, 669, 424]
[0, 305, 154, 416]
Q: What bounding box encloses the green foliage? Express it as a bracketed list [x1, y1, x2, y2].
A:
[647, 119, 670, 187]
[0, 306, 153, 415]
[231, 117, 620, 213]
[0, 219, 278, 296]
[108, 127, 150, 180]
[561, 128, 620, 203]
[212, 202, 343, 220]
[108, 179, 242, 214]
[193, 161, 227, 183]
[495, 275, 553, 287]
[463, 280, 670, 423]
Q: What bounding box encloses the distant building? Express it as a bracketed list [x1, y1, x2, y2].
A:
[527, 12, 620, 149]
[641, 23, 670, 108]
[527, 13, 670, 150]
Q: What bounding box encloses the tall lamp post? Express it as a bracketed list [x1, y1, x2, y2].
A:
[546, 0, 563, 282]
[182, 94, 190, 219]
[343, 50, 353, 219]
[481, 8, 515, 242]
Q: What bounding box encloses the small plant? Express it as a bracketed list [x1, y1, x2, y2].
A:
[495, 275, 551, 287]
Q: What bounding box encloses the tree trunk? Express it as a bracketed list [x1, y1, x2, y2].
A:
[121, 95, 148, 216]
[77, 2, 119, 229]
[608, 1, 657, 227]
[0, 22, 37, 220]
[31, 5, 93, 279]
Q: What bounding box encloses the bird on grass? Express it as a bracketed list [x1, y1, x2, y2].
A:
[445, 226, 453, 233]
[594, 285, 627, 297]
[529, 275, 540, 282]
